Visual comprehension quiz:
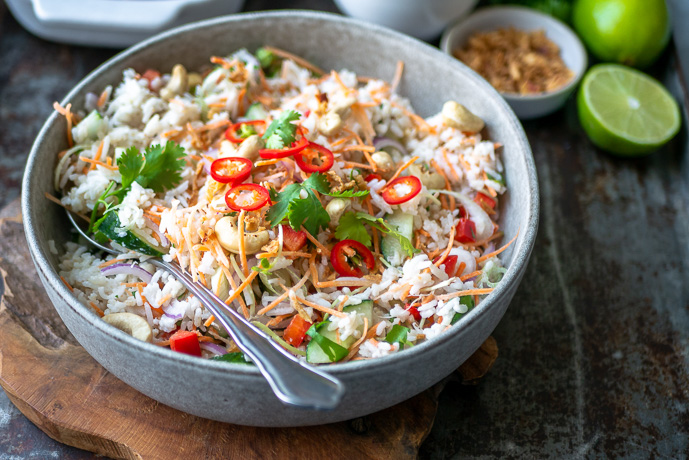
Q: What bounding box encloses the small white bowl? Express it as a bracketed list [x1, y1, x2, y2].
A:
[334, 0, 478, 41]
[441, 6, 587, 119]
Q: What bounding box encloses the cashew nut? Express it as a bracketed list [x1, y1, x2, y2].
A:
[215, 216, 270, 254]
[326, 198, 349, 226]
[210, 267, 230, 301]
[441, 101, 485, 133]
[318, 111, 343, 136]
[102, 313, 153, 343]
[219, 140, 238, 158]
[234, 134, 263, 161]
[187, 72, 203, 90]
[160, 64, 188, 100]
[408, 165, 446, 189]
[330, 96, 357, 119]
[371, 150, 394, 172]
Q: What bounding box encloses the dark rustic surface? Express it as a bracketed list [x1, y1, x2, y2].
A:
[1, 0, 688, 458]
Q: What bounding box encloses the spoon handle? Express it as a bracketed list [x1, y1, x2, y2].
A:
[150, 258, 345, 410]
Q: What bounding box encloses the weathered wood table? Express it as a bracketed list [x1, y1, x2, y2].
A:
[1, 0, 687, 458]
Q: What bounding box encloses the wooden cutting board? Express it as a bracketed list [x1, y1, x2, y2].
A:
[0, 199, 498, 460]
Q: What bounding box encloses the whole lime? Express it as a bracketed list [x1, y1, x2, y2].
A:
[572, 0, 670, 68]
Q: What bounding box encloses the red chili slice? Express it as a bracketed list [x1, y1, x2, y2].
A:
[225, 183, 270, 212]
[225, 120, 267, 143]
[294, 142, 334, 173]
[210, 157, 252, 184]
[381, 176, 422, 205]
[141, 69, 161, 91]
[330, 239, 375, 278]
[258, 129, 309, 159]
[433, 254, 459, 277]
[456, 218, 477, 244]
[281, 225, 308, 252]
[364, 173, 383, 182]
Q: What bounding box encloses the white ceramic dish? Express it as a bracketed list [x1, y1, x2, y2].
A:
[4, 0, 245, 48]
[334, 0, 478, 41]
[441, 6, 587, 120]
[22, 11, 539, 427]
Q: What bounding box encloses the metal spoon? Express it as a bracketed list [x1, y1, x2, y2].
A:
[65, 210, 344, 410]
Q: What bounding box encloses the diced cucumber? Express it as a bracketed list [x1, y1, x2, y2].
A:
[211, 352, 252, 364]
[381, 210, 414, 265]
[305, 323, 349, 364]
[451, 296, 475, 325]
[305, 300, 374, 363]
[74, 110, 106, 142]
[244, 102, 268, 121]
[94, 211, 164, 257]
[343, 300, 373, 324]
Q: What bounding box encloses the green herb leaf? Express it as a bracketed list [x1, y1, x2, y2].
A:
[136, 141, 187, 192]
[117, 147, 144, 191]
[266, 173, 331, 235]
[211, 352, 252, 364]
[384, 324, 410, 344]
[324, 189, 370, 199]
[451, 296, 475, 325]
[335, 212, 371, 247]
[262, 110, 300, 150]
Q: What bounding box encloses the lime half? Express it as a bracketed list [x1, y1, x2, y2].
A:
[577, 64, 681, 156]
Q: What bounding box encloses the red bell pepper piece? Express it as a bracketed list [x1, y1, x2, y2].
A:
[283, 314, 313, 347]
[433, 254, 459, 277]
[456, 218, 477, 244]
[406, 305, 422, 322]
[474, 192, 496, 213]
[281, 225, 308, 252]
[169, 330, 201, 357]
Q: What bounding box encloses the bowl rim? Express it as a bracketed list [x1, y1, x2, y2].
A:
[440, 5, 588, 102]
[22, 10, 539, 378]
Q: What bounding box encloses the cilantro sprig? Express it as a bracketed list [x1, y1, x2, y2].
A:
[266, 172, 331, 236]
[262, 110, 301, 150]
[334, 211, 418, 257]
[324, 189, 369, 199]
[88, 141, 186, 232]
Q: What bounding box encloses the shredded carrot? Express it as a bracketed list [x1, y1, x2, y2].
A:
[331, 70, 351, 92]
[441, 149, 460, 182]
[342, 161, 373, 170]
[53, 102, 74, 147]
[436, 288, 494, 301]
[155, 340, 171, 347]
[263, 46, 325, 76]
[387, 155, 419, 184]
[301, 227, 331, 256]
[456, 262, 466, 277]
[342, 144, 376, 153]
[434, 226, 456, 268]
[430, 158, 455, 210]
[351, 104, 376, 145]
[122, 282, 146, 287]
[89, 302, 105, 317]
[79, 156, 118, 170]
[222, 265, 250, 318]
[390, 101, 435, 133]
[344, 318, 374, 361]
[295, 296, 347, 318]
[97, 89, 109, 108]
[477, 231, 519, 263]
[330, 135, 355, 148]
[224, 270, 259, 307]
[254, 158, 282, 167]
[98, 258, 123, 268]
[60, 276, 74, 292]
[459, 270, 482, 282]
[390, 60, 404, 94]
[89, 140, 105, 172]
[204, 316, 215, 328]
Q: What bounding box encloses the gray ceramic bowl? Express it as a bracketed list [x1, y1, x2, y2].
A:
[22, 11, 539, 427]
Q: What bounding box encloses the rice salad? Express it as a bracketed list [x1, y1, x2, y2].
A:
[53, 47, 511, 364]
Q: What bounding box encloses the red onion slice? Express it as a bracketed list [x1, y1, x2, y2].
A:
[373, 136, 408, 156]
[101, 263, 153, 283]
[200, 342, 228, 356]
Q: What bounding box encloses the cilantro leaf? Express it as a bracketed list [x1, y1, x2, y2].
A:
[324, 189, 370, 199]
[335, 212, 371, 247]
[266, 172, 331, 236]
[136, 141, 187, 192]
[334, 212, 418, 258]
[262, 110, 300, 150]
[117, 147, 144, 191]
